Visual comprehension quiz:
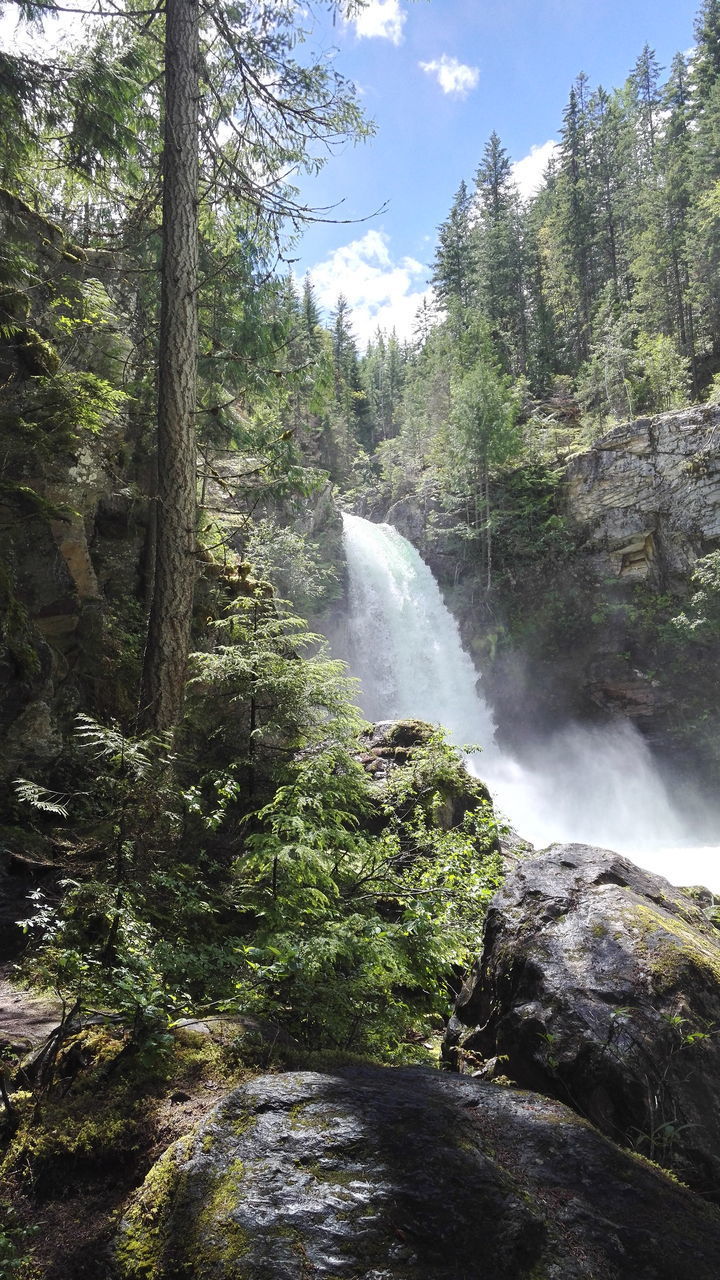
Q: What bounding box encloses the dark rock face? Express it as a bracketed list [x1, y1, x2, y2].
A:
[446, 844, 720, 1198]
[0, 191, 146, 781]
[113, 1066, 720, 1280]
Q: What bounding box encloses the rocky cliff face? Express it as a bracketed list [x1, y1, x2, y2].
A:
[566, 407, 720, 590]
[0, 190, 147, 787]
[385, 406, 720, 778]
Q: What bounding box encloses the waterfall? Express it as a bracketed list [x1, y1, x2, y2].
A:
[337, 512, 719, 889]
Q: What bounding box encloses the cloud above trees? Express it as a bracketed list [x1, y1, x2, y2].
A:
[306, 230, 430, 347]
[419, 55, 480, 97]
[511, 139, 559, 200]
[350, 0, 407, 45]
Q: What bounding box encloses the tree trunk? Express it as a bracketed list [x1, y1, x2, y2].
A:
[140, 0, 200, 730]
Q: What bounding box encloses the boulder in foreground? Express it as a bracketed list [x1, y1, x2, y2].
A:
[446, 843, 720, 1198]
[114, 1065, 720, 1279]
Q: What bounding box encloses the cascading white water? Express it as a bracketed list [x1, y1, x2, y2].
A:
[338, 512, 720, 889]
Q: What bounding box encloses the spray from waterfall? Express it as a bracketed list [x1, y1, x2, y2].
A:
[335, 512, 719, 889]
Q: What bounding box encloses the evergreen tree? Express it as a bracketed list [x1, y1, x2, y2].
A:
[629, 45, 663, 174]
[140, 0, 200, 730]
[631, 53, 697, 384]
[473, 132, 528, 374]
[587, 85, 628, 298]
[361, 329, 405, 445]
[432, 180, 477, 311]
[1, 0, 368, 728]
[302, 274, 322, 335]
[690, 1, 720, 363]
[542, 80, 596, 365]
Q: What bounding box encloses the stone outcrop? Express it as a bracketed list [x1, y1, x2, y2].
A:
[0, 190, 146, 781]
[382, 407, 720, 770]
[113, 1065, 720, 1280]
[566, 407, 720, 588]
[445, 844, 720, 1198]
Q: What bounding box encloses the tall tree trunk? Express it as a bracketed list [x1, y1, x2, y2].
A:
[140, 0, 200, 730]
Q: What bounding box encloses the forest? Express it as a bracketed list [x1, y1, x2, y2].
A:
[1, 0, 720, 1274]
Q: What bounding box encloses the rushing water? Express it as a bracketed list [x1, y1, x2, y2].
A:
[337, 512, 720, 890]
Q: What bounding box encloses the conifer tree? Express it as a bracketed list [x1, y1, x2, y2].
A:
[473, 132, 528, 374]
[543, 81, 596, 365]
[432, 179, 477, 311]
[629, 45, 663, 173]
[1, 0, 368, 729]
[140, 0, 200, 730]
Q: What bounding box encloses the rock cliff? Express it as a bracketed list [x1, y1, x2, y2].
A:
[566, 407, 720, 588]
[385, 406, 720, 780]
[0, 189, 147, 785]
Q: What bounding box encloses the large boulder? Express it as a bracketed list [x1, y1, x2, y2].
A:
[445, 843, 720, 1198]
[112, 1066, 720, 1280]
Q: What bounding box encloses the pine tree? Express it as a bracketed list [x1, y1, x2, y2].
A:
[302, 275, 322, 335]
[539, 84, 594, 366]
[587, 85, 627, 298]
[140, 0, 200, 730]
[473, 132, 528, 374]
[432, 180, 477, 311]
[2, 0, 369, 729]
[631, 53, 697, 384]
[690, 0, 720, 364]
[629, 45, 663, 173]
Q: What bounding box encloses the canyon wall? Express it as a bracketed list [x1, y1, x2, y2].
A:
[386, 406, 720, 777]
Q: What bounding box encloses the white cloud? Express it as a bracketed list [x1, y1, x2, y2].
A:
[306, 230, 431, 348]
[512, 139, 559, 201]
[350, 0, 406, 44]
[419, 55, 479, 98]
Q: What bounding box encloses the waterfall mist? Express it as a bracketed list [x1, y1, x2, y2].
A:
[335, 513, 720, 889]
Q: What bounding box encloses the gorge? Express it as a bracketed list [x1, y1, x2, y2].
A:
[334, 510, 720, 888]
[4, 1, 720, 1266]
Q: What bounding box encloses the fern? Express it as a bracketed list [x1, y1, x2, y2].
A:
[74, 714, 172, 780]
[13, 778, 69, 818]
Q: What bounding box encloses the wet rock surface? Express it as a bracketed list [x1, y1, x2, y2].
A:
[446, 843, 720, 1198]
[113, 1065, 720, 1279]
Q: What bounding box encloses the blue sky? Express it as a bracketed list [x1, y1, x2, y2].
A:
[0, 0, 701, 346]
[293, 0, 701, 346]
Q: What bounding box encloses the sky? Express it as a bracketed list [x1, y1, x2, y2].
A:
[290, 0, 701, 347]
[0, 0, 702, 347]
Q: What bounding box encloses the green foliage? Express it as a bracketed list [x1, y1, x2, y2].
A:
[9, 370, 127, 446]
[0, 1203, 36, 1278]
[634, 331, 690, 412]
[245, 518, 339, 616]
[706, 371, 720, 403]
[16, 685, 504, 1062]
[230, 731, 503, 1056]
[671, 550, 720, 641]
[12, 779, 69, 818]
[492, 461, 575, 566]
[186, 596, 362, 797]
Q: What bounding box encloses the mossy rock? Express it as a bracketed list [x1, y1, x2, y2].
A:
[449, 844, 720, 1199]
[112, 1067, 720, 1279]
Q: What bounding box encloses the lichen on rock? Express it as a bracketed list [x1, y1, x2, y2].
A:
[112, 1066, 720, 1279]
[446, 843, 720, 1198]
